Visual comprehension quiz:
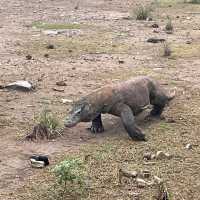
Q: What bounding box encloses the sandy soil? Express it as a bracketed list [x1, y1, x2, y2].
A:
[0, 0, 200, 199]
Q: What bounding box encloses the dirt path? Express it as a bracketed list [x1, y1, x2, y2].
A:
[0, 0, 200, 199]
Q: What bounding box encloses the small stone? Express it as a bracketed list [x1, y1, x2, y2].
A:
[136, 178, 146, 188]
[147, 38, 165, 43]
[43, 30, 58, 36]
[153, 29, 159, 33]
[151, 154, 156, 159]
[26, 54, 32, 60]
[118, 60, 124, 64]
[147, 17, 153, 21]
[141, 169, 151, 178]
[119, 168, 138, 178]
[46, 44, 55, 49]
[154, 176, 163, 185]
[152, 23, 159, 28]
[56, 81, 67, 86]
[143, 152, 152, 160]
[30, 159, 45, 168]
[136, 178, 153, 188]
[185, 143, 192, 150]
[186, 41, 192, 44]
[165, 30, 173, 34]
[156, 151, 172, 160]
[61, 98, 73, 104]
[44, 53, 49, 58]
[52, 88, 64, 92]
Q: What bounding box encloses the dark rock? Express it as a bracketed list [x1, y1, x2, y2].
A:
[147, 38, 166, 43]
[44, 53, 49, 58]
[56, 81, 67, 86]
[46, 44, 55, 49]
[118, 60, 125, 64]
[52, 88, 64, 92]
[152, 23, 159, 28]
[30, 155, 49, 166]
[26, 54, 32, 60]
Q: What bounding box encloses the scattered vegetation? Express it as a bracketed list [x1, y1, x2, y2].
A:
[165, 16, 174, 32]
[37, 108, 60, 133]
[26, 109, 61, 140]
[134, 4, 152, 20]
[52, 157, 86, 192]
[165, 16, 173, 32]
[163, 42, 172, 57]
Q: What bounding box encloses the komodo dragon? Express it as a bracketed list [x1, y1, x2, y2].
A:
[64, 76, 174, 141]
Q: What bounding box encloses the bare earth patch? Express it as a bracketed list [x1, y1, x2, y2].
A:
[0, 0, 200, 199]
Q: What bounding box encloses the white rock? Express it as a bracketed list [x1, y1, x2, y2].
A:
[185, 143, 192, 150]
[156, 151, 171, 160]
[153, 176, 163, 185]
[61, 98, 73, 104]
[30, 159, 45, 168]
[136, 178, 153, 188]
[42, 30, 59, 36]
[5, 81, 33, 91]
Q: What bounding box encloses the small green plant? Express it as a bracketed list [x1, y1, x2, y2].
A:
[52, 158, 85, 189]
[163, 42, 172, 57]
[134, 4, 152, 20]
[165, 16, 173, 32]
[37, 109, 59, 131]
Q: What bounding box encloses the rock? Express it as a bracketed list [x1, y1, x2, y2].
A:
[30, 155, 49, 166]
[154, 176, 163, 185]
[165, 30, 173, 34]
[119, 168, 138, 183]
[186, 40, 192, 44]
[143, 152, 152, 160]
[140, 169, 151, 178]
[151, 154, 156, 159]
[136, 178, 146, 188]
[5, 81, 33, 91]
[136, 178, 152, 188]
[61, 98, 73, 104]
[26, 54, 32, 60]
[156, 151, 172, 160]
[56, 81, 67, 86]
[52, 88, 64, 92]
[118, 60, 124, 64]
[46, 44, 55, 49]
[119, 168, 138, 178]
[147, 38, 165, 43]
[185, 143, 192, 150]
[43, 30, 59, 36]
[44, 53, 49, 58]
[152, 23, 159, 28]
[153, 29, 159, 33]
[30, 159, 45, 168]
[147, 17, 153, 21]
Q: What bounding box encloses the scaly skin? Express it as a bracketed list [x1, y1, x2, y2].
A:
[64, 76, 174, 141]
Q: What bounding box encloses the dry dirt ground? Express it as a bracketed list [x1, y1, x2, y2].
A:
[0, 0, 200, 199]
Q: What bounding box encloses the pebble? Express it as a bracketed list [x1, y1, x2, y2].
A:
[185, 143, 192, 150]
[156, 151, 172, 160]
